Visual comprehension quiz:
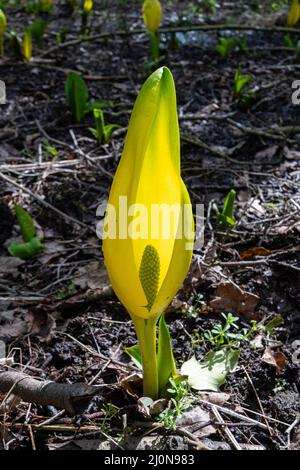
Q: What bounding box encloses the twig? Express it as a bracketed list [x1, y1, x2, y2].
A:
[197, 399, 270, 430]
[242, 366, 273, 436]
[39, 24, 300, 58]
[211, 405, 242, 450]
[286, 415, 300, 447]
[0, 171, 93, 233]
[219, 259, 300, 273]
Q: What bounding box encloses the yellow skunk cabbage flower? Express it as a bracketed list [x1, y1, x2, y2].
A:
[83, 0, 93, 13]
[0, 9, 7, 36]
[288, 0, 300, 27]
[143, 0, 162, 33]
[23, 30, 32, 62]
[40, 0, 52, 7]
[103, 67, 194, 398]
[0, 9, 7, 57]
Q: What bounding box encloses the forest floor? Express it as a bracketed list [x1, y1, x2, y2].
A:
[0, 0, 300, 451]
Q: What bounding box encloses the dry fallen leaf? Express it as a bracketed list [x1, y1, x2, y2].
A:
[201, 392, 231, 406]
[176, 406, 216, 437]
[240, 247, 272, 260]
[209, 280, 259, 319]
[0, 257, 24, 278]
[255, 145, 279, 161]
[261, 346, 287, 373]
[284, 147, 300, 161]
[248, 198, 266, 217]
[273, 221, 300, 235]
[73, 263, 110, 290]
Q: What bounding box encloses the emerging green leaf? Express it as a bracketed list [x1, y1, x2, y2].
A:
[15, 205, 36, 242]
[8, 236, 43, 260]
[157, 315, 177, 396]
[125, 344, 143, 369]
[65, 71, 89, 122]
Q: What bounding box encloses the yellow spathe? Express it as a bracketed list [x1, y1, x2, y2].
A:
[142, 0, 162, 33]
[288, 0, 300, 27]
[0, 9, 7, 36]
[103, 67, 194, 320]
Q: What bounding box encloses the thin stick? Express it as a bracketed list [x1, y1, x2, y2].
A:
[40, 24, 300, 58]
[197, 399, 270, 430]
[211, 405, 242, 450]
[242, 366, 273, 436]
[0, 171, 93, 233]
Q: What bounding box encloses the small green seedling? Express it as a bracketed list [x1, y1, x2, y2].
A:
[215, 35, 248, 58]
[65, 71, 111, 122]
[42, 139, 58, 157]
[158, 377, 191, 430]
[264, 314, 285, 337]
[233, 69, 255, 108]
[66, 71, 88, 122]
[202, 0, 217, 14]
[215, 36, 238, 57]
[9, 29, 22, 57]
[56, 282, 77, 299]
[215, 189, 236, 227]
[283, 34, 300, 62]
[26, 0, 52, 14]
[201, 313, 257, 350]
[283, 34, 294, 49]
[29, 17, 48, 48]
[8, 205, 43, 260]
[89, 108, 120, 145]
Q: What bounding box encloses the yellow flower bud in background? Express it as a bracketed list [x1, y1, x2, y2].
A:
[287, 0, 300, 27]
[0, 9, 7, 36]
[83, 0, 93, 14]
[40, 0, 53, 7]
[142, 0, 162, 33]
[23, 30, 32, 62]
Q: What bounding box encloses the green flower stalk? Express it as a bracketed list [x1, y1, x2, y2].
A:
[103, 67, 194, 399]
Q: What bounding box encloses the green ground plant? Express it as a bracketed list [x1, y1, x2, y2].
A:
[65, 71, 111, 122]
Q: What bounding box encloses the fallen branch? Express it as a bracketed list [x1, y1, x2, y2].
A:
[39, 24, 300, 58]
[0, 371, 99, 415]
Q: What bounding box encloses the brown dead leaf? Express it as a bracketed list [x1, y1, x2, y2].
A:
[273, 220, 300, 235]
[261, 346, 287, 373]
[201, 392, 230, 406]
[284, 147, 300, 161]
[73, 263, 110, 290]
[255, 145, 278, 161]
[0, 310, 29, 341]
[209, 280, 259, 319]
[28, 309, 56, 341]
[176, 406, 216, 437]
[252, 334, 264, 349]
[0, 257, 24, 278]
[120, 373, 142, 399]
[248, 198, 266, 217]
[240, 247, 272, 260]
